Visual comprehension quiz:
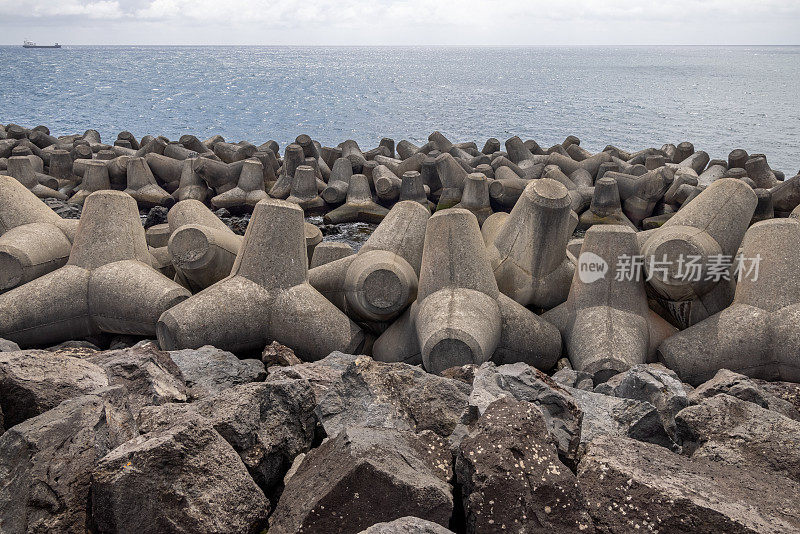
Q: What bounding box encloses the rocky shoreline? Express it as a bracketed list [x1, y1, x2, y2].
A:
[0, 123, 799, 532]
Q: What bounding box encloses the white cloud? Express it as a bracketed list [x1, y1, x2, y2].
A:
[0, 0, 123, 19]
[0, 0, 798, 43]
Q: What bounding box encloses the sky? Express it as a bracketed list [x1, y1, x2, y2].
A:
[0, 0, 798, 46]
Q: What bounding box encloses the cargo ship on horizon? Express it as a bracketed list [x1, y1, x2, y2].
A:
[22, 40, 61, 49]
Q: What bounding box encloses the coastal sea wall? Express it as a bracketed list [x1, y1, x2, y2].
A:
[1, 123, 799, 533]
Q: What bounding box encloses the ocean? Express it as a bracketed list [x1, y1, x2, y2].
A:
[1, 45, 798, 173]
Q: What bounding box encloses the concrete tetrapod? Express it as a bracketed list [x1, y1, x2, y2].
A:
[484, 178, 574, 310]
[5, 156, 66, 200]
[157, 199, 366, 359]
[166, 199, 242, 292]
[145, 153, 183, 192]
[454, 173, 493, 225]
[640, 178, 757, 328]
[322, 174, 389, 224]
[658, 218, 800, 385]
[435, 153, 468, 210]
[610, 167, 674, 227]
[210, 158, 268, 212]
[0, 176, 79, 292]
[0, 191, 190, 347]
[269, 144, 304, 199]
[373, 164, 402, 204]
[68, 160, 111, 206]
[172, 158, 208, 203]
[543, 225, 677, 384]
[488, 166, 531, 209]
[309, 200, 429, 328]
[309, 241, 354, 269]
[285, 165, 325, 213]
[124, 156, 174, 208]
[398, 170, 434, 212]
[372, 208, 562, 374]
[577, 176, 636, 231]
[320, 157, 352, 205]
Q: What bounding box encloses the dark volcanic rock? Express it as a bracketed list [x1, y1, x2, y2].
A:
[138, 378, 316, 497]
[90, 416, 269, 534]
[440, 364, 477, 385]
[268, 427, 453, 534]
[470, 362, 582, 460]
[195, 379, 317, 494]
[266, 351, 360, 401]
[87, 343, 187, 412]
[755, 378, 800, 416]
[593, 363, 689, 440]
[551, 367, 594, 390]
[578, 435, 800, 533]
[169, 345, 265, 399]
[358, 516, 455, 533]
[676, 394, 800, 483]
[689, 368, 769, 407]
[46, 339, 101, 356]
[44, 197, 81, 218]
[568, 387, 675, 452]
[107, 335, 145, 350]
[0, 389, 137, 533]
[316, 356, 471, 438]
[691, 369, 800, 421]
[262, 340, 302, 368]
[456, 397, 595, 534]
[143, 205, 168, 228]
[0, 349, 108, 427]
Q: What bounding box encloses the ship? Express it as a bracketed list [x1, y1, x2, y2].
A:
[23, 40, 61, 49]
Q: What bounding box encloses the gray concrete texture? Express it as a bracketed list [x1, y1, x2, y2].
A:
[485, 178, 574, 310]
[310, 200, 429, 325]
[544, 225, 677, 384]
[659, 217, 800, 385]
[157, 198, 366, 359]
[0, 175, 78, 292]
[373, 208, 561, 374]
[0, 190, 190, 347]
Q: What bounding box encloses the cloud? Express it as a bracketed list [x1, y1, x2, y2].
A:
[0, 0, 798, 43]
[0, 0, 124, 19]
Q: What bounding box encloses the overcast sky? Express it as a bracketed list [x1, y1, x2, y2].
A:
[1, 0, 798, 45]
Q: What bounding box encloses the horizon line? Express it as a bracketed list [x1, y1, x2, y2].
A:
[2, 43, 799, 47]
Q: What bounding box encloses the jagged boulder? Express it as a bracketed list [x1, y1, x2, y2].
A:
[0, 389, 137, 533]
[754, 379, 800, 416]
[90, 416, 269, 534]
[261, 341, 302, 368]
[578, 435, 800, 533]
[196, 379, 316, 494]
[268, 427, 453, 534]
[568, 387, 675, 453]
[358, 517, 454, 533]
[676, 394, 800, 483]
[265, 351, 360, 401]
[690, 369, 800, 421]
[593, 363, 690, 440]
[168, 345, 265, 399]
[138, 377, 316, 498]
[455, 397, 594, 533]
[0, 349, 108, 427]
[87, 343, 187, 412]
[316, 356, 471, 438]
[469, 362, 582, 460]
[551, 367, 594, 391]
[0, 339, 20, 352]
